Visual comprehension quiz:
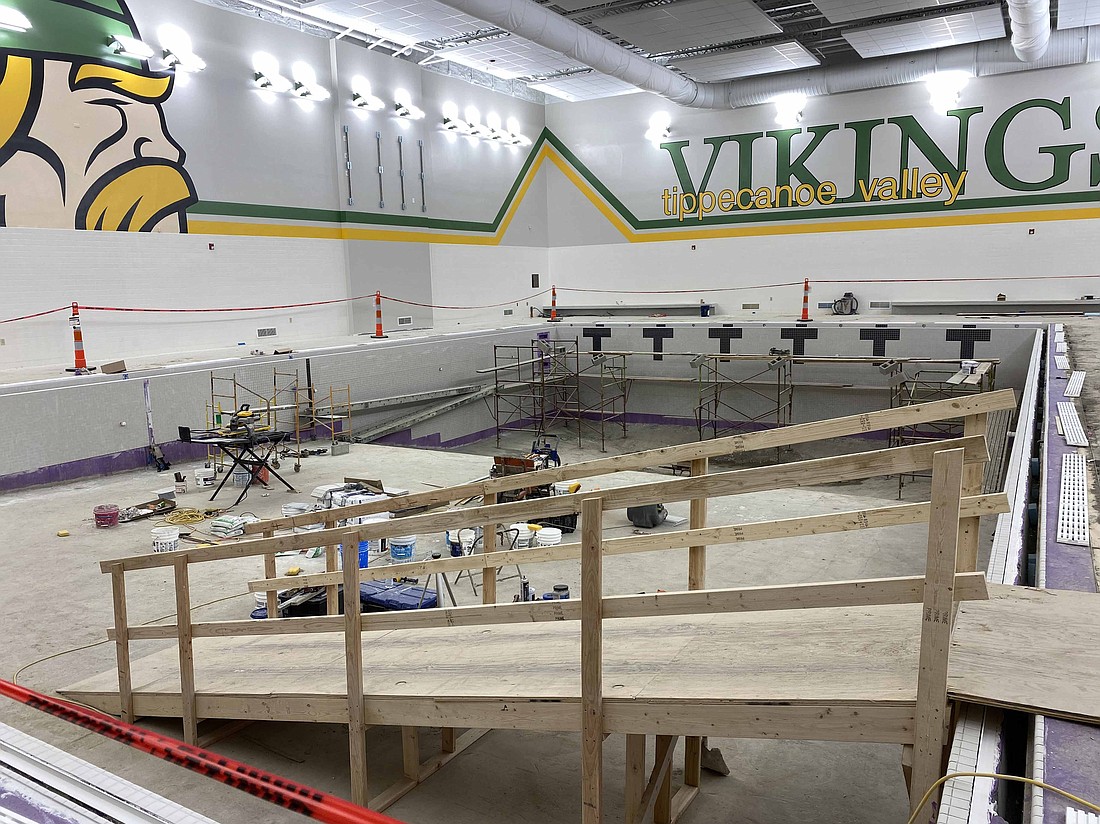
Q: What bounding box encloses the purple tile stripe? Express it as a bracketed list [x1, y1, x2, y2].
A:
[1041, 323, 1100, 824]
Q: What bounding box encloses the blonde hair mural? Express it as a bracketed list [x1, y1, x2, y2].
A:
[0, 0, 197, 232]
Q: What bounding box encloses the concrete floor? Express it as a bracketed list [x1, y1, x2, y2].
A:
[0, 426, 974, 824]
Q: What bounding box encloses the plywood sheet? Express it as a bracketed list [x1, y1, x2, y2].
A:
[948, 585, 1100, 725]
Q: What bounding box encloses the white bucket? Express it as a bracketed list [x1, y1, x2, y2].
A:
[194, 468, 215, 487]
[174, 479, 187, 495]
[510, 523, 533, 547]
[232, 468, 251, 488]
[552, 482, 575, 496]
[536, 527, 563, 547]
[390, 535, 416, 562]
[151, 526, 180, 553]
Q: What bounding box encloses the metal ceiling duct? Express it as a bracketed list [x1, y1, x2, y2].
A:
[432, 0, 1075, 108]
[1008, 0, 1051, 61]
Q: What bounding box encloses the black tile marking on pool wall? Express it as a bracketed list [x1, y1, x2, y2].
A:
[642, 326, 675, 361]
[708, 325, 744, 354]
[860, 328, 901, 357]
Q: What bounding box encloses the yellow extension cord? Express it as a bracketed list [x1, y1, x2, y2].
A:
[907, 772, 1100, 824]
[164, 508, 210, 525]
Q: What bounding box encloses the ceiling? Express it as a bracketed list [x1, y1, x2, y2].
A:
[273, 0, 1075, 101]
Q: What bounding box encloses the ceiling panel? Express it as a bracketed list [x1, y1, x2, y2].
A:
[597, 0, 781, 53]
[443, 35, 582, 79]
[813, 0, 971, 25]
[1057, 0, 1100, 28]
[672, 41, 819, 80]
[305, 0, 489, 45]
[842, 7, 1006, 57]
[529, 71, 642, 101]
[547, 0, 611, 11]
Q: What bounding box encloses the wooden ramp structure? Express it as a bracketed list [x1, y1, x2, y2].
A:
[61, 389, 1100, 821]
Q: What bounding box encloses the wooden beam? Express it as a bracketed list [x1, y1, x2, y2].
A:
[581, 497, 605, 824]
[441, 727, 456, 754]
[262, 528, 277, 622]
[685, 457, 707, 794]
[402, 727, 420, 781]
[909, 448, 965, 815]
[957, 414, 988, 573]
[173, 557, 198, 745]
[670, 785, 699, 824]
[482, 493, 497, 605]
[109, 564, 134, 725]
[118, 572, 989, 643]
[242, 390, 1015, 534]
[636, 736, 676, 824]
[244, 448, 1000, 594]
[625, 735, 646, 824]
[342, 529, 368, 808]
[324, 519, 338, 615]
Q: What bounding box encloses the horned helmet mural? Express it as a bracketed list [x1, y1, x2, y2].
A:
[0, 0, 198, 232]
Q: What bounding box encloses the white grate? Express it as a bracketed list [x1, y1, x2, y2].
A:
[1057, 341, 1068, 353]
[1058, 402, 1090, 447]
[1057, 452, 1090, 546]
[842, 8, 1006, 58]
[1055, 331, 1066, 343]
[1065, 371, 1086, 398]
[1055, 323, 1065, 332]
[1055, 355, 1071, 370]
[1067, 808, 1100, 824]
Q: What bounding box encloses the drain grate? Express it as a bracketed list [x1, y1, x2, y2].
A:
[1057, 453, 1090, 546]
[1058, 402, 1090, 447]
[1055, 355, 1071, 370]
[1057, 341, 1068, 353]
[1055, 330, 1066, 343]
[1067, 808, 1100, 824]
[1065, 371, 1086, 398]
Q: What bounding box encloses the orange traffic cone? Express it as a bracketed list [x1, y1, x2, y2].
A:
[66, 303, 96, 374]
[798, 279, 813, 322]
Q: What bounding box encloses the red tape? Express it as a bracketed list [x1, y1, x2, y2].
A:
[0, 678, 404, 824]
[0, 306, 70, 325]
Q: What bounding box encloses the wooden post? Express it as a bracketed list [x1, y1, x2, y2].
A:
[325, 519, 339, 614]
[581, 497, 604, 824]
[173, 557, 198, 745]
[109, 564, 134, 724]
[401, 727, 420, 781]
[441, 727, 456, 754]
[909, 448, 964, 815]
[685, 457, 708, 790]
[263, 528, 278, 620]
[956, 413, 987, 573]
[653, 736, 675, 824]
[342, 528, 369, 807]
[624, 735, 646, 824]
[482, 493, 497, 605]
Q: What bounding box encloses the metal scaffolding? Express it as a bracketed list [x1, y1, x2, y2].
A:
[488, 339, 629, 451]
[694, 354, 794, 441]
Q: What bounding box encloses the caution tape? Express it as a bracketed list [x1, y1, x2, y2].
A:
[0, 306, 70, 325]
[0, 678, 404, 824]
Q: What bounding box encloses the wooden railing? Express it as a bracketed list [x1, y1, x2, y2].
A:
[98, 390, 1016, 820]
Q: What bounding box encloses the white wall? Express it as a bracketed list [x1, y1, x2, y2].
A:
[0, 228, 348, 369]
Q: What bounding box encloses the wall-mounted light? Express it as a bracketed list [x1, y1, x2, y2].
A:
[351, 76, 384, 110]
[644, 111, 671, 144]
[925, 70, 971, 112]
[252, 52, 291, 93]
[0, 5, 32, 32]
[158, 24, 205, 72]
[394, 88, 425, 119]
[773, 92, 807, 128]
[291, 61, 330, 100]
[108, 34, 155, 60]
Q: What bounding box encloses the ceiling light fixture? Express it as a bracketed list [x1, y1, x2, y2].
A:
[773, 92, 807, 128]
[0, 5, 31, 32]
[108, 34, 155, 60]
[925, 70, 971, 112]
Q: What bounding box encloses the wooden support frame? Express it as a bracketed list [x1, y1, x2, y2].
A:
[92, 393, 1012, 822]
[324, 519, 338, 615]
[581, 497, 605, 824]
[482, 492, 497, 605]
[909, 448, 965, 814]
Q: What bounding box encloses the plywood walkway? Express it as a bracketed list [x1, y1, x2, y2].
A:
[62, 586, 1100, 739]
